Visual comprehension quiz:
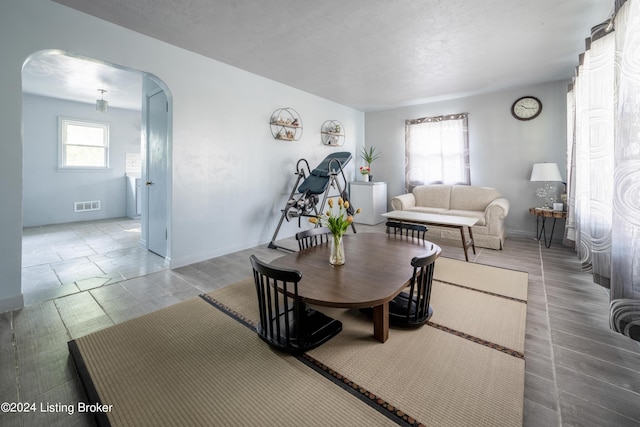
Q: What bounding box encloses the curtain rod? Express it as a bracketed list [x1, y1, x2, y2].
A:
[405, 113, 468, 125]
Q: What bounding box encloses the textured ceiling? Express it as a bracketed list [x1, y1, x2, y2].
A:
[40, 0, 612, 111]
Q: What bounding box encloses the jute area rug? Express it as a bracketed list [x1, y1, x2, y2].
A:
[205, 257, 528, 426]
[70, 257, 528, 427]
[70, 298, 396, 426]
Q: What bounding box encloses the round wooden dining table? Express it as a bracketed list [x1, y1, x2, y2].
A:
[271, 232, 441, 343]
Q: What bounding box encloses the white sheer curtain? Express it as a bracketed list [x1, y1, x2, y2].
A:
[566, 0, 640, 341]
[610, 0, 640, 341]
[404, 114, 469, 192]
[564, 86, 577, 246]
[566, 28, 615, 287]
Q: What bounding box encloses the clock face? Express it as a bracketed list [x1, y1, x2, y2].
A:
[511, 96, 542, 120]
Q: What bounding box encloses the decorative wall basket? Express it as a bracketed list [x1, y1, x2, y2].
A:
[270, 108, 303, 141]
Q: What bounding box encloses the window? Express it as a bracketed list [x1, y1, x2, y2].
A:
[404, 113, 469, 191]
[59, 118, 109, 169]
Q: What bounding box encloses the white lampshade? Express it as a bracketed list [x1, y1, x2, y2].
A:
[530, 163, 563, 182]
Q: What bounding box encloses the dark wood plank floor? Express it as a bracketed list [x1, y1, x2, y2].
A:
[472, 232, 640, 427]
[1, 221, 638, 426]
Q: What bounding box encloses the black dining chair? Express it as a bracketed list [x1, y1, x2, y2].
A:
[360, 243, 440, 327]
[386, 221, 428, 240]
[295, 226, 332, 250]
[388, 245, 440, 327]
[249, 255, 342, 353]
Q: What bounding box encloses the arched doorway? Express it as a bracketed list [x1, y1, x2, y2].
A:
[21, 50, 172, 302]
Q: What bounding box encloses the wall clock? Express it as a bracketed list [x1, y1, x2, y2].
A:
[511, 96, 542, 121]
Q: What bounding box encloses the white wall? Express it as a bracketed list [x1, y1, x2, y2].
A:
[22, 94, 141, 227]
[365, 80, 568, 238]
[0, 0, 364, 311]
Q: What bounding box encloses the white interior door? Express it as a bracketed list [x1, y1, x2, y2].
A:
[147, 90, 168, 257]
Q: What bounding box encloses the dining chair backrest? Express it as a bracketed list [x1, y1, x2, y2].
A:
[386, 221, 427, 240]
[389, 244, 440, 326]
[295, 226, 332, 250]
[250, 254, 301, 351]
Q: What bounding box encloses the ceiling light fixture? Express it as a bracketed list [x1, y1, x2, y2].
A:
[96, 89, 108, 113]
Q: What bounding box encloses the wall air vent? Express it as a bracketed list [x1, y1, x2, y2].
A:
[74, 200, 101, 212]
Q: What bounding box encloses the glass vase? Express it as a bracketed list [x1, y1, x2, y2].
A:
[330, 234, 345, 266]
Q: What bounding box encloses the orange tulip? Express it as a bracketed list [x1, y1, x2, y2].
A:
[338, 197, 344, 206]
[355, 208, 362, 214]
[309, 217, 318, 224]
[344, 201, 350, 209]
[328, 198, 334, 208]
[347, 216, 353, 223]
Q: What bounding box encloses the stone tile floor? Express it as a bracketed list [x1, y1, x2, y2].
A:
[20, 219, 169, 307]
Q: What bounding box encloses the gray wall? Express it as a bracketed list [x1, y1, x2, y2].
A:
[0, 0, 364, 311]
[364, 80, 568, 239]
[22, 94, 141, 227]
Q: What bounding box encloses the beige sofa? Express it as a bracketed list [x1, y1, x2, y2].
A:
[390, 185, 509, 249]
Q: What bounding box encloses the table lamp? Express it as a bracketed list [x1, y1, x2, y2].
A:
[530, 163, 563, 209]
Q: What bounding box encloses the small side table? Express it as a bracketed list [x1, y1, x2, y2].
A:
[529, 207, 567, 248]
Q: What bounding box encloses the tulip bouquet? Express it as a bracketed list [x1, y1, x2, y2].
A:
[310, 197, 360, 265]
[310, 197, 360, 237]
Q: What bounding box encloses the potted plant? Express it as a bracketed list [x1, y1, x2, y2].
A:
[360, 146, 381, 181]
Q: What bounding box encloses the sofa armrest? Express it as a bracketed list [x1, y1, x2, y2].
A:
[485, 197, 510, 234]
[390, 193, 416, 211]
